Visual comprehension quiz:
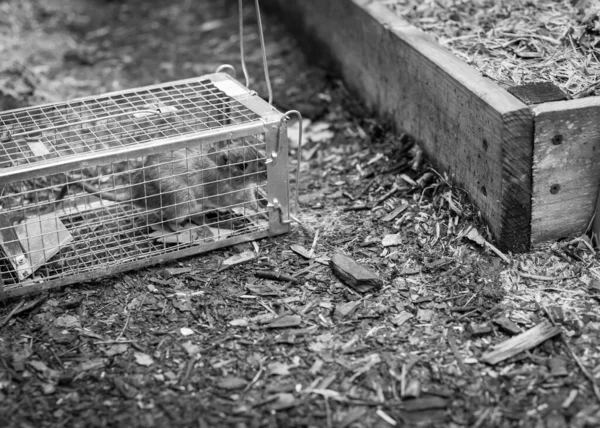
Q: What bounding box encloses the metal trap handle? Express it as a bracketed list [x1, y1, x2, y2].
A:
[277, 110, 303, 215]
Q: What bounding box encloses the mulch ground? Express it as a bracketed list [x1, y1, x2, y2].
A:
[382, 0, 600, 98]
[1, 1, 600, 427]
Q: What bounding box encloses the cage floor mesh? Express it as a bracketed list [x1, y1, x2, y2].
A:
[1, 195, 269, 288]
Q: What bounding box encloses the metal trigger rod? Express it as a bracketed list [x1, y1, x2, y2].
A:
[238, 0, 273, 105]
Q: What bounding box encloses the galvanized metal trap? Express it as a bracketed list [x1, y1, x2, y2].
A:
[0, 73, 294, 299]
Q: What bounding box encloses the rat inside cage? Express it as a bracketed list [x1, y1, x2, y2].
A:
[0, 73, 293, 299]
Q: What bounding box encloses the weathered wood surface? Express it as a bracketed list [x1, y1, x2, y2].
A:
[264, 0, 533, 251]
[507, 82, 568, 105]
[532, 97, 600, 245]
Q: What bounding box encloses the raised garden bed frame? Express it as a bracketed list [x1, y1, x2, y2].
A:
[264, 0, 600, 252]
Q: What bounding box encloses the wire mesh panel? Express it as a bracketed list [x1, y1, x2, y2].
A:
[0, 73, 290, 299]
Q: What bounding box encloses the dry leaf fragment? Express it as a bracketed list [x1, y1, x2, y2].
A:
[172, 295, 192, 312]
[28, 360, 60, 380]
[165, 266, 192, 276]
[78, 329, 104, 340]
[134, 352, 154, 367]
[268, 361, 292, 376]
[309, 359, 323, 375]
[338, 408, 368, 428]
[403, 378, 422, 398]
[382, 234, 403, 247]
[113, 377, 138, 399]
[180, 327, 194, 336]
[334, 301, 361, 319]
[549, 356, 568, 377]
[218, 249, 256, 271]
[246, 283, 281, 297]
[229, 318, 249, 327]
[391, 311, 413, 326]
[104, 344, 128, 357]
[268, 393, 297, 411]
[266, 314, 302, 329]
[416, 309, 434, 323]
[75, 358, 105, 372]
[290, 244, 313, 259]
[470, 322, 493, 337]
[463, 226, 510, 263]
[218, 376, 247, 390]
[54, 314, 81, 329]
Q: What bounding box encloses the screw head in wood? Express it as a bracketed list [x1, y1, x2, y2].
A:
[551, 135, 563, 145]
[550, 184, 560, 194]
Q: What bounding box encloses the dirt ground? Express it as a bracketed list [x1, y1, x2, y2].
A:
[1, 1, 600, 427]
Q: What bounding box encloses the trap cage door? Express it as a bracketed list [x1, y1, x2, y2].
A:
[0, 73, 290, 300]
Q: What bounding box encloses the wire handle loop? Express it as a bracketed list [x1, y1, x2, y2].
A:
[238, 0, 273, 105]
[215, 64, 237, 78]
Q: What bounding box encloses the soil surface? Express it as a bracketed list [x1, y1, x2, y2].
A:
[1, 1, 600, 427]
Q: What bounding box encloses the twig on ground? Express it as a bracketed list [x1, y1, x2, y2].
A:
[0, 300, 25, 328]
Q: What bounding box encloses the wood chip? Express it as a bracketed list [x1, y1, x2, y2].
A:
[470, 322, 493, 337]
[549, 356, 569, 377]
[334, 301, 361, 319]
[266, 314, 302, 329]
[290, 244, 313, 259]
[382, 234, 403, 247]
[218, 250, 256, 271]
[480, 320, 561, 365]
[330, 252, 383, 293]
[493, 316, 522, 335]
[403, 378, 422, 398]
[391, 311, 413, 326]
[254, 270, 299, 283]
[218, 376, 247, 390]
[380, 204, 409, 222]
[416, 309, 433, 322]
[403, 396, 448, 412]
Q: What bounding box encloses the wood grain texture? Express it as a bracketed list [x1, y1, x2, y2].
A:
[532, 97, 600, 245]
[264, 0, 533, 251]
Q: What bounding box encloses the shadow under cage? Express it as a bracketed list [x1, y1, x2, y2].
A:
[0, 73, 291, 299]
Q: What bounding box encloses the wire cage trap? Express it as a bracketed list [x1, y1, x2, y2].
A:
[0, 71, 296, 299]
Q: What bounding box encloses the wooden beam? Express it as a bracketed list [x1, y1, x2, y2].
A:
[264, 0, 533, 251]
[531, 97, 600, 245]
